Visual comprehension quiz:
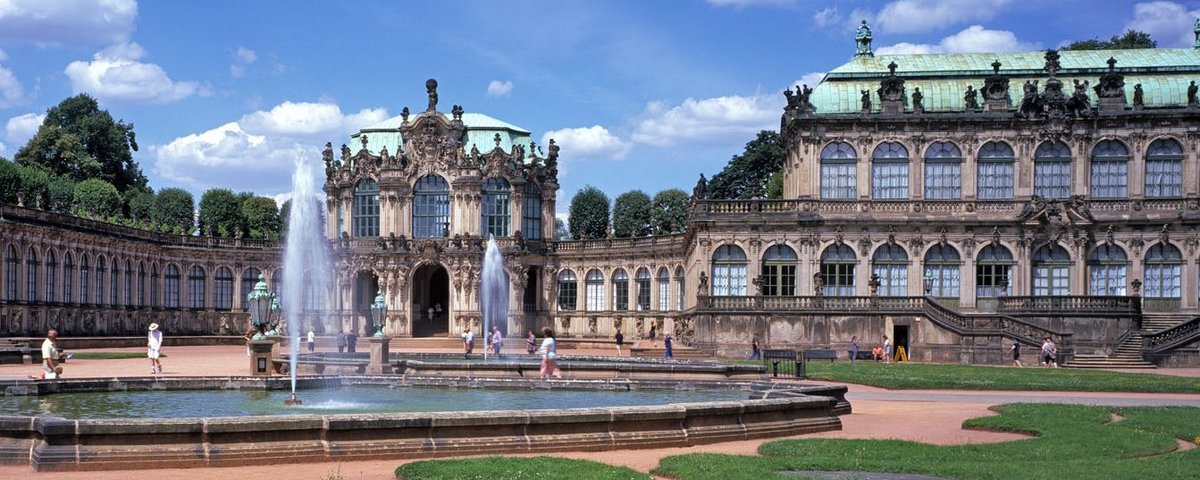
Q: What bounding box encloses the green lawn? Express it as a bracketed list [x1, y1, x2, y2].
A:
[395, 456, 651, 480]
[799, 361, 1200, 393]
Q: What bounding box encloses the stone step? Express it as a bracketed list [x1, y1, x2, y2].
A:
[629, 347, 710, 359]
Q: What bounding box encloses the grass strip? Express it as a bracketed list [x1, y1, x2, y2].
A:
[797, 361, 1200, 393]
[395, 456, 651, 480]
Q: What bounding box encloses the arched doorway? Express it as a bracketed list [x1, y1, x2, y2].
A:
[411, 263, 450, 337]
[353, 271, 379, 335]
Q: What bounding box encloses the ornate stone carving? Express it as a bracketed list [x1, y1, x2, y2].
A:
[855, 20, 873, 58]
[964, 85, 979, 111]
[425, 78, 439, 112]
[982, 60, 1010, 111]
[877, 62, 906, 114]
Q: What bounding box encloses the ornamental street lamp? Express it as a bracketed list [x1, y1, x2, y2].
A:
[246, 274, 272, 340]
[371, 289, 388, 337]
[923, 273, 935, 296]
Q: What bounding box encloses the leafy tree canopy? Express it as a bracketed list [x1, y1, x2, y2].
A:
[706, 130, 785, 200]
[568, 185, 610, 240]
[46, 176, 76, 213]
[15, 94, 145, 193]
[612, 190, 652, 238]
[553, 217, 569, 241]
[17, 164, 50, 208]
[128, 190, 155, 221]
[74, 178, 121, 217]
[1063, 30, 1156, 50]
[199, 188, 244, 237]
[242, 196, 281, 239]
[766, 171, 784, 200]
[0, 159, 20, 204]
[153, 188, 194, 233]
[650, 188, 690, 234]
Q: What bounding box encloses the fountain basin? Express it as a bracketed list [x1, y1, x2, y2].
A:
[0, 376, 847, 471]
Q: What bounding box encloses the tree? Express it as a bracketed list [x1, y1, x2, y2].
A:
[242, 196, 281, 238]
[74, 178, 121, 217]
[16, 164, 49, 208]
[1063, 30, 1156, 50]
[15, 94, 145, 193]
[568, 185, 610, 240]
[0, 159, 20, 204]
[46, 177, 76, 213]
[612, 190, 652, 237]
[128, 190, 156, 221]
[199, 188, 244, 237]
[765, 171, 784, 200]
[706, 130, 785, 200]
[279, 199, 292, 233]
[553, 217, 570, 240]
[650, 188, 690, 234]
[152, 188, 194, 233]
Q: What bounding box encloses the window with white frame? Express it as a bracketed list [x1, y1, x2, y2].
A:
[188, 266, 206, 309]
[612, 268, 629, 311]
[124, 260, 133, 307]
[215, 267, 234, 310]
[1087, 244, 1127, 296]
[820, 142, 857, 199]
[711, 245, 748, 296]
[585, 269, 604, 311]
[675, 267, 685, 310]
[25, 248, 37, 303]
[1145, 138, 1184, 198]
[45, 251, 56, 303]
[96, 257, 106, 306]
[975, 245, 1012, 298]
[1034, 141, 1072, 199]
[150, 264, 159, 308]
[636, 268, 651, 310]
[977, 141, 1014, 200]
[80, 255, 90, 304]
[1032, 245, 1071, 296]
[523, 182, 543, 239]
[820, 244, 857, 297]
[3, 246, 15, 301]
[657, 268, 670, 312]
[138, 262, 146, 307]
[761, 245, 797, 296]
[556, 270, 577, 311]
[1089, 140, 1128, 198]
[63, 253, 74, 304]
[871, 142, 909, 199]
[413, 175, 450, 238]
[924, 142, 962, 199]
[110, 260, 118, 306]
[1144, 243, 1182, 299]
[164, 264, 180, 308]
[923, 244, 960, 298]
[481, 177, 510, 237]
[353, 179, 380, 238]
[871, 244, 909, 296]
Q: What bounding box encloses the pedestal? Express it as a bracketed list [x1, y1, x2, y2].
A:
[249, 339, 275, 376]
[367, 336, 392, 374]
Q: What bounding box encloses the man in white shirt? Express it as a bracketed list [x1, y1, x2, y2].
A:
[148, 323, 163, 374]
[462, 327, 475, 358]
[41, 329, 61, 378]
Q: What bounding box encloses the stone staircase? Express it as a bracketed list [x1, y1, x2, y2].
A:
[1141, 313, 1194, 333]
[629, 342, 711, 360]
[1065, 312, 1197, 369]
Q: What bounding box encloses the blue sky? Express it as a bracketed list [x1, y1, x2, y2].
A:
[0, 0, 1198, 215]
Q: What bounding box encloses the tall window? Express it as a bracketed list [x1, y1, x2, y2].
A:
[585, 269, 604, 311]
[923, 244, 961, 298]
[1087, 244, 1127, 296]
[924, 142, 962, 199]
[1034, 141, 1072, 199]
[96, 256, 106, 306]
[675, 267, 685, 310]
[164, 265, 180, 308]
[45, 251, 56, 303]
[711, 245, 748, 296]
[820, 244, 857, 296]
[150, 264, 160, 308]
[976, 245, 1012, 298]
[241, 267, 261, 307]
[110, 259, 118, 306]
[612, 268, 629, 311]
[188, 266, 206, 309]
[3, 246, 15, 301]
[977, 141, 1015, 199]
[215, 267, 234, 310]
[353, 178, 380, 237]
[124, 260, 133, 307]
[480, 177, 511, 237]
[820, 142, 857, 199]
[1144, 243, 1182, 299]
[63, 253, 74, 304]
[523, 182, 542, 240]
[557, 270, 577, 311]
[138, 262, 147, 306]
[80, 255, 90, 304]
[636, 268, 651, 311]
[1089, 139, 1128, 198]
[413, 174, 450, 238]
[872, 244, 909, 296]
[872, 142, 909, 199]
[1032, 245, 1071, 296]
[657, 268, 670, 312]
[1145, 138, 1184, 198]
[25, 248, 37, 303]
[761, 245, 797, 296]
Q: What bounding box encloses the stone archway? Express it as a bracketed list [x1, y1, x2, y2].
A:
[411, 263, 450, 337]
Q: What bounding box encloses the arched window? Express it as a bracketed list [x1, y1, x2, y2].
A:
[923, 244, 961, 298]
[977, 141, 1014, 199]
[557, 270, 578, 311]
[820, 142, 857, 199]
[481, 177, 511, 237]
[1144, 243, 1182, 299]
[1087, 244, 1127, 296]
[110, 258, 118, 306]
[63, 253, 74, 304]
[413, 174, 450, 238]
[674, 266, 685, 311]
[188, 266, 206, 309]
[3, 246, 15, 301]
[96, 256, 106, 306]
[711, 245, 748, 296]
[1090, 140, 1129, 198]
[80, 254, 90, 304]
[1145, 138, 1184, 198]
[138, 262, 147, 307]
[215, 267, 234, 310]
[25, 247, 37, 303]
[241, 267, 261, 308]
[657, 268, 670, 312]
[871, 142, 909, 199]
[585, 269, 605, 311]
[924, 142, 962, 199]
[636, 267, 652, 311]
[353, 178, 380, 237]
[871, 244, 909, 296]
[820, 244, 857, 297]
[1032, 245, 1071, 296]
[523, 182, 542, 240]
[612, 268, 630, 311]
[150, 264, 160, 308]
[164, 264, 180, 308]
[1034, 141, 1072, 199]
[124, 259, 133, 307]
[45, 251, 56, 303]
[976, 245, 1012, 298]
[761, 245, 798, 296]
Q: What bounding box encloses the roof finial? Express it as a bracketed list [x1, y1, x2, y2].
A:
[1107, 57, 1117, 71]
[493, 132, 502, 148]
[425, 78, 438, 112]
[1043, 49, 1061, 77]
[887, 61, 898, 75]
[992, 60, 1002, 74]
[855, 20, 873, 58]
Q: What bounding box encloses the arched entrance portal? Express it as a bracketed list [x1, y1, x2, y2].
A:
[353, 271, 379, 335]
[411, 264, 450, 337]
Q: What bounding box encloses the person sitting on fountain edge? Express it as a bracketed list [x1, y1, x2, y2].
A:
[462, 327, 475, 358]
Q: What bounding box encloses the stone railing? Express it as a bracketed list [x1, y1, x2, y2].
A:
[693, 198, 1196, 219]
[1143, 315, 1200, 353]
[699, 295, 924, 313]
[552, 234, 687, 254]
[0, 204, 281, 250]
[998, 296, 1140, 315]
[0, 302, 249, 337]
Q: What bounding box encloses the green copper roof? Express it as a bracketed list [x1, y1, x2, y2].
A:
[811, 48, 1200, 114]
[348, 111, 536, 161]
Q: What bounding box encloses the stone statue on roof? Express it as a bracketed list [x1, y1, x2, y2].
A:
[425, 78, 439, 112]
[861, 89, 872, 112]
[1189, 81, 1198, 106]
[911, 87, 924, 112]
[855, 20, 873, 57]
[964, 85, 979, 111]
[1133, 84, 1144, 107]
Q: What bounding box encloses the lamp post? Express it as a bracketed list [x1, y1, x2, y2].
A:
[371, 289, 388, 337]
[366, 289, 392, 374]
[246, 274, 272, 340]
[923, 273, 934, 296]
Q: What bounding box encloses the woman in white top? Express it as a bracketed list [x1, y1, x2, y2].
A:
[148, 323, 163, 374]
[538, 327, 561, 379]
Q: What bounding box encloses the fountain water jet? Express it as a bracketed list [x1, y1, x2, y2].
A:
[480, 235, 508, 361]
[281, 159, 334, 403]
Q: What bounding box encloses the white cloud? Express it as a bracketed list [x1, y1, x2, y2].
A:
[64, 42, 208, 104]
[876, 25, 1040, 55]
[5, 112, 43, 146]
[630, 94, 779, 147]
[540, 125, 632, 161]
[813, 7, 841, 28]
[790, 72, 826, 90]
[238, 101, 386, 137]
[872, 0, 1011, 34]
[707, 0, 795, 7]
[230, 47, 257, 78]
[0, 0, 136, 46]
[0, 61, 23, 108]
[1125, 1, 1200, 48]
[486, 80, 513, 97]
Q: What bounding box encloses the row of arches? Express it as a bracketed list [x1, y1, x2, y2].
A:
[556, 266, 686, 313]
[350, 175, 543, 239]
[819, 137, 1188, 201]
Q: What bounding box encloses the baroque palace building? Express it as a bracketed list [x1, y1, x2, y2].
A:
[3, 26, 1200, 366]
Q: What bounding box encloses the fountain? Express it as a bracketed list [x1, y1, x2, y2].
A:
[279, 159, 333, 403]
[480, 235, 508, 360]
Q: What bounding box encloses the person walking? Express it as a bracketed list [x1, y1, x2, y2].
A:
[615, 331, 625, 356]
[306, 329, 316, 353]
[526, 330, 537, 355]
[748, 334, 761, 360]
[883, 335, 892, 364]
[490, 325, 503, 357]
[147, 323, 164, 374]
[648, 325, 657, 347]
[1011, 341, 1023, 367]
[663, 333, 674, 359]
[1041, 337, 1058, 368]
[346, 330, 357, 354]
[538, 327, 561, 379]
[850, 336, 860, 363]
[41, 328, 62, 379]
[336, 330, 347, 354]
